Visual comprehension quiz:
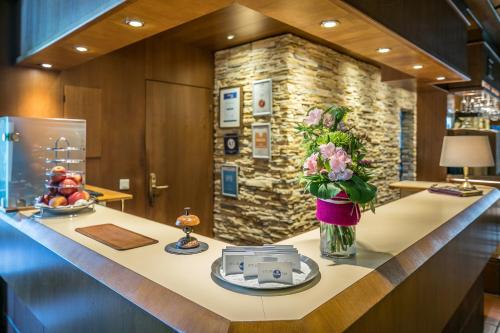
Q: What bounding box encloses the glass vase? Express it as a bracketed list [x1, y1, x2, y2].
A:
[320, 222, 356, 258]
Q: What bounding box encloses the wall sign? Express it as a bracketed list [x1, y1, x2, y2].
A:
[252, 123, 271, 160]
[224, 133, 239, 155]
[252, 79, 272, 116]
[219, 87, 241, 128]
[221, 164, 238, 198]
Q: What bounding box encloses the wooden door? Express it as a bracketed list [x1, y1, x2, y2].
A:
[63, 85, 102, 186]
[145, 80, 213, 236]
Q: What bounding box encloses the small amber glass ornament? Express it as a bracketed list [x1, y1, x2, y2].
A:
[175, 207, 200, 249]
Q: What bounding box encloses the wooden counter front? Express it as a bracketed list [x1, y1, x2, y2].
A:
[0, 187, 498, 332]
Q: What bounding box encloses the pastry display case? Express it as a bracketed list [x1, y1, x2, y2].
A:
[0, 117, 86, 210]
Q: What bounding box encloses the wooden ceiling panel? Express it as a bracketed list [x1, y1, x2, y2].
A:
[238, 0, 469, 84]
[156, 4, 291, 51]
[18, 0, 232, 69]
[18, 0, 470, 85]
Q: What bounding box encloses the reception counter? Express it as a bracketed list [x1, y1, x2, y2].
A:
[0, 187, 499, 332]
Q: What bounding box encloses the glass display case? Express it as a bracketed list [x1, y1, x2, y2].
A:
[0, 117, 86, 210]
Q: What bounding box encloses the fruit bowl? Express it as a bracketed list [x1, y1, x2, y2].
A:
[34, 198, 95, 216]
[35, 165, 93, 217]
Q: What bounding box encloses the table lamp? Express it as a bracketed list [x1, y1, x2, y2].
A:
[439, 136, 494, 190]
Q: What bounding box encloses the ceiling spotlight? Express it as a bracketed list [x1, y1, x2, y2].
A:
[227, 34, 235, 40]
[124, 18, 144, 28]
[413, 64, 423, 70]
[40, 63, 52, 68]
[436, 76, 446, 81]
[320, 20, 339, 28]
[74, 46, 88, 53]
[376, 47, 391, 54]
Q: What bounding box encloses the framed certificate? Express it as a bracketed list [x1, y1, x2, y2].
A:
[224, 133, 239, 155]
[221, 164, 238, 198]
[252, 79, 272, 116]
[252, 123, 271, 160]
[219, 87, 241, 128]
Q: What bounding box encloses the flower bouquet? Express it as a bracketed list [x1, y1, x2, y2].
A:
[298, 105, 377, 257]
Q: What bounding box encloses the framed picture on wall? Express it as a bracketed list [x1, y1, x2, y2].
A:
[219, 87, 242, 128]
[221, 164, 238, 198]
[224, 133, 239, 155]
[252, 79, 272, 116]
[252, 123, 271, 160]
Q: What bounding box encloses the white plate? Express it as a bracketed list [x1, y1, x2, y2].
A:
[211, 255, 319, 290]
[34, 199, 95, 216]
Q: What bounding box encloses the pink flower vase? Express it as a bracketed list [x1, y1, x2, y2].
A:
[316, 192, 360, 258]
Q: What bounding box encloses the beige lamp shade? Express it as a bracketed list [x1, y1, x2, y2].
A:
[439, 136, 494, 167]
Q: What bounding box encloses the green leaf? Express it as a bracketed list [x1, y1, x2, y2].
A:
[326, 182, 341, 198]
[308, 182, 320, 197]
[318, 183, 330, 199]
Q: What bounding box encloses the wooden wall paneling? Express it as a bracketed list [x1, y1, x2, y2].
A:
[145, 37, 214, 88]
[63, 85, 102, 158]
[61, 32, 215, 221]
[85, 158, 102, 187]
[416, 84, 448, 181]
[442, 276, 484, 333]
[61, 42, 147, 217]
[0, 67, 62, 118]
[0, 1, 62, 119]
[18, 0, 233, 70]
[145, 80, 214, 236]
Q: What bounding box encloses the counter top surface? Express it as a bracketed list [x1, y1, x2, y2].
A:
[4, 185, 498, 323]
[84, 184, 133, 202]
[389, 180, 442, 189]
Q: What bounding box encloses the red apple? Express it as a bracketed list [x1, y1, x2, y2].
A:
[59, 179, 78, 196]
[68, 191, 85, 205]
[50, 166, 66, 183]
[81, 190, 90, 201]
[67, 173, 83, 185]
[49, 196, 67, 208]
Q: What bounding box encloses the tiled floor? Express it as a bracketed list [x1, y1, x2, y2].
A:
[485, 293, 500, 333]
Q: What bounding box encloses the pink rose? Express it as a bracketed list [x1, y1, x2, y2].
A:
[304, 108, 323, 126]
[329, 148, 352, 173]
[335, 148, 352, 164]
[319, 142, 336, 159]
[303, 152, 319, 175]
[323, 113, 334, 128]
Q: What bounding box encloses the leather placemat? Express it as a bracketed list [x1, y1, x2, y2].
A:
[76, 223, 158, 251]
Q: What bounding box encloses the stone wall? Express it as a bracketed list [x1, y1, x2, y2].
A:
[213, 34, 416, 245]
[400, 109, 417, 180]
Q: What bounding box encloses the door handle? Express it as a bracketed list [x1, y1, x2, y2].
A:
[149, 172, 169, 204]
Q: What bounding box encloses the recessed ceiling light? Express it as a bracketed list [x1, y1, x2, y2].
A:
[40, 63, 52, 68]
[74, 46, 88, 53]
[376, 47, 391, 54]
[320, 20, 339, 28]
[124, 18, 144, 28]
[436, 76, 446, 81]
[413, 64, 423, 70]
[227, 34, 235, 40]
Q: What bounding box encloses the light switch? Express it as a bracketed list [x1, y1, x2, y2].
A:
[119, 179, 130, 190]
